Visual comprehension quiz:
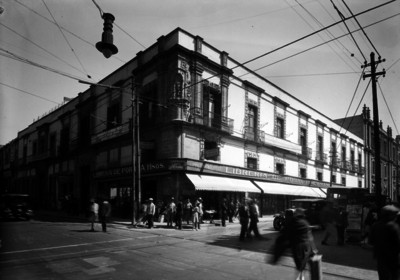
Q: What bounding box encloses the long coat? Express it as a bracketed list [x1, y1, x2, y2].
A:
[272, 216, 315, 271]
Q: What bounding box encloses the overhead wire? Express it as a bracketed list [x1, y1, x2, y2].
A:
[316, 0, 362, 65]
[240, 11, 400, 78]
[340, 0, 381, 58]
[91, 0, 146, 49]
[41, 0, 92, 79]
[290, 0, 359, 73]
[329, 0, 367, 62]
[183, 0, 395, 92]
[0, 21, 88, 76]
[0, 47, 90, 82]
[0, 81, 60, 104]
[377, 81, 399, 134]
[13, 0, 127, 64]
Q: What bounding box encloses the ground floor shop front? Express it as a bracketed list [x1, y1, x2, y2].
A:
[92, 158, 328, 219]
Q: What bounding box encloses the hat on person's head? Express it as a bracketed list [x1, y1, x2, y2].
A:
[171, 197, 174, 200]
[381, 204, 400, 219]
[198, 197, 202, 201]
[148, 198, 153, 201]
[294, 208, 306, 217]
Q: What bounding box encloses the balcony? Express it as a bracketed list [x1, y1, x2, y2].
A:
[301, 146, 312, 159]
[244, 126, 265, 142]
[91, 122, 130, 144]
[189, 107, 234, 134]
[315, 151, 328, 164]
[330, 157, 340, 168]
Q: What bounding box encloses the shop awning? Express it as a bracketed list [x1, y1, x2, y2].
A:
[253, 181, 326, 198]
[186, 174, 261, 193]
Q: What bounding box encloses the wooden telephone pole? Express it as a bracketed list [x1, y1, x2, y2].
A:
[363, 52, 385, 209]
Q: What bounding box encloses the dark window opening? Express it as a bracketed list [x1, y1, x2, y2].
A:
[247, 157, 257, 170]
[276, 163, 284, 175]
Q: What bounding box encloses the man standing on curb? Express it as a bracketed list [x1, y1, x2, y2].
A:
[147, 198, 156, 229]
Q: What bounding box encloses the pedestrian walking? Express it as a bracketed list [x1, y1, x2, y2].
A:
[270, 208, 318, 280]
[175, 199, 183, 230]
[166, 197, 176, 228]
[370, 204, 400, 280]
[335, 207, 348, 245]
[135, 200, 148, 227]
[88, 198, 99, 232]
[228, 200, 236, 223]
[362, 205, 377, 244]
[147, 198, 156, 229]
[221, 198, 228, 227]
[197, 197, 204, 226]
[248, 199, 262, 239]
[192, 202, 200, 231]
[184, 198, 192, 225]
[99, 199, 112, 232]
[237, 198, 250, 241]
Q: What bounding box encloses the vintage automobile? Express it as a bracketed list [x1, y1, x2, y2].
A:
[273, 198, 329, 231]
[0, 194, 34, 221]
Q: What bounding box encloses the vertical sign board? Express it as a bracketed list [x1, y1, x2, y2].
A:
[346, 204, 363, 241]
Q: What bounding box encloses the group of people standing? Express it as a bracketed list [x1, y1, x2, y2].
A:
[88, 198, 112, 232]
[135, 197, 204, 230]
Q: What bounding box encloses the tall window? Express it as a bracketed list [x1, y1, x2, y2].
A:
[107, 102, 121, 129]
[300, 168, 307, 179]
[203, 85, 222, 127]
[276, 117, 284, 139]
[317, 171, 323, 181]
[300, 128, 307, 147]
[341, 146, 346, 162]
[247, 105, 258, 140]
[317, 135, 323, 160]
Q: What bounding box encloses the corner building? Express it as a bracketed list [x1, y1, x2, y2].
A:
[0, 28, 365, 217]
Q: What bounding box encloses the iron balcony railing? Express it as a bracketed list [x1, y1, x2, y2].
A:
[190, 107, 234, 134]
[316, 151, 328, 164]
[302, 146, 312, 159]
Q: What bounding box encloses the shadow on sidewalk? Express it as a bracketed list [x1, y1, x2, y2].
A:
[207, 225, 376, 272]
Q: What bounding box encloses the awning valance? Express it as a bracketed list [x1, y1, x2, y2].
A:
[186, 174, 261, 193]
[253, 181, 326, 198]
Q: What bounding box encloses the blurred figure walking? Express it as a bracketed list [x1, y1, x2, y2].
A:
[99, 199, 112, 232]
[370, 205, 400, 280]
[270, 208, 317, 280]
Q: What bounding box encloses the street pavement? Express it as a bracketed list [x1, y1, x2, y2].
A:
[0, 212, 378, 280]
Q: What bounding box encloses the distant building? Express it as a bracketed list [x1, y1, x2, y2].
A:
[334, 105, 400, 202]
[0, 28, 365, 216]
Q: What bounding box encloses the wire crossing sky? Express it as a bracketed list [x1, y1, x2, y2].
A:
[0, 0, 399, 144]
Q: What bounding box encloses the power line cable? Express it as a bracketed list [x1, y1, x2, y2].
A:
[292, 0, 359, 71]
[0, 47, 90, 82]
[197, 0, 394, 92]
[0, 81, 60, 104]
[340, 0, 381, 58]
[241, 11, 400, 77]
[13, 0, 127, 64]
[377, 80, 399, 134]
[91, 0, 146, 49]
[265, 71, 359, 78]
[329, 0, 367, 62]
[41, 0, 92, 79]
[316, 0, 362, 65]
[0, 21, 88, 76]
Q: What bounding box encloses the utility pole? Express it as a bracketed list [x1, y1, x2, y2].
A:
[131, 77, 141, 225]
[131, 77, 136, 225]
[363, 52, 385, 209]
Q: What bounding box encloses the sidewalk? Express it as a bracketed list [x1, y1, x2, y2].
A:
[36, 211, 378, 280]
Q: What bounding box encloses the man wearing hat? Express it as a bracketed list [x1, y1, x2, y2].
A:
[147, 198, 156, 229]
[370, 204, 400, 280]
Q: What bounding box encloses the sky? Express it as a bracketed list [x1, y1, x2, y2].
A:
[1, 0, 399, 145]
